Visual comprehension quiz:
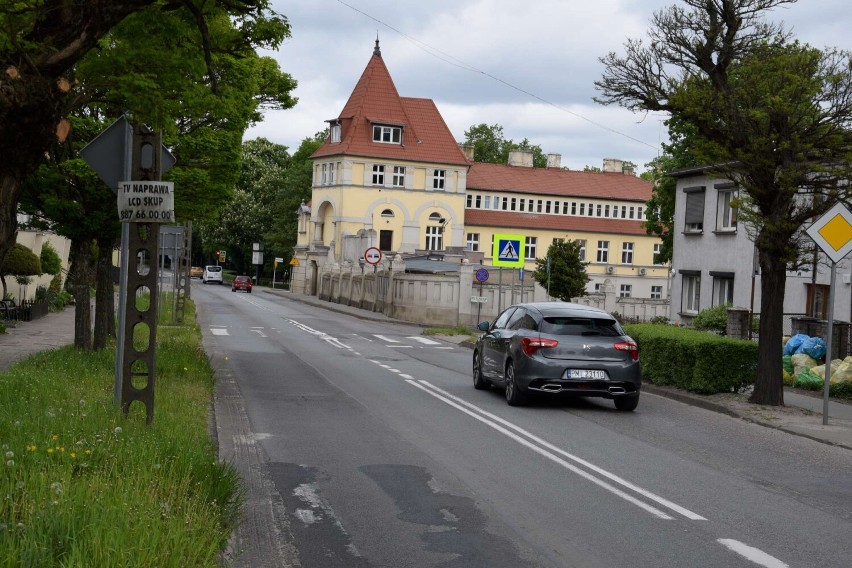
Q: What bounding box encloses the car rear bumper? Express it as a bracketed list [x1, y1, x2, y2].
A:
[525, 378, 640, 399]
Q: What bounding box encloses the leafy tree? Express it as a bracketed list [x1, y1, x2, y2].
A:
[0, 0, 291, 289]
[262, 133, 326, 273]
[0, 243, 41, 299]
[532, 240, 590, 301]
[39, 242, 63, 276]
[461, 123, 547, 167]
[595, 0, 852, 406]
[641, 118, 700, 264]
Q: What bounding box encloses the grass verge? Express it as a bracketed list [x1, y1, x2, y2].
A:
[0, 300, 240, 567]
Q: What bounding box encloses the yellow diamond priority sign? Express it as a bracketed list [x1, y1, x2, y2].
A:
[806, 203, 852, 263]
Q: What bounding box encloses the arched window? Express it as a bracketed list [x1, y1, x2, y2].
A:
[429, 212, 442, 221]
[381, 209, 394, 217]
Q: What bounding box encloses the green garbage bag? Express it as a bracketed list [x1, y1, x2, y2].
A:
[795, 369, 823, 389]
[782, 355, 793, 375]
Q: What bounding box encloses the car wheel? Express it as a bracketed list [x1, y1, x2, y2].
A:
[614, 394, 639, 412]
[505, 361, 527, 406]
[231, 287, 235, 292]
[247, 289, 252, 294]
[473, 352, 488, 390]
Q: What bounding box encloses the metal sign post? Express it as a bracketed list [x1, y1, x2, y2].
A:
[81, 118, 176, 424]
[805, 202, 852, 425]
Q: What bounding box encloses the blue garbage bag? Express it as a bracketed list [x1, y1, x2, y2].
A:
[784, 334, 809, 356]
[799, 336, 827, 360]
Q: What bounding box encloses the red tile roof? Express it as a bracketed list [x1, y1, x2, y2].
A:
[464, 209, 649, 236]
[312, 49, 469, 166]
[467, 162, 652, 202]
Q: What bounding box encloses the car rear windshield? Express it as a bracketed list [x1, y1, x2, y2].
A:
[540, 316, 623, 337]
[207, 266, 221, 272]
[235, 276, 250, 282]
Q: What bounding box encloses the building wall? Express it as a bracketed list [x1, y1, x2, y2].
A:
[670, 172, 852, 324]
[7, 229, 71, 301]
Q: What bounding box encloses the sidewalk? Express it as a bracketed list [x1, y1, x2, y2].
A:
[0, 307, 76, 372]
[262, 288, 852, 451]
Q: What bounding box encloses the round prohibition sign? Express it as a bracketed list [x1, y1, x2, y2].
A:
[364, 247, 382, 265]
[475, 267, 490, 283]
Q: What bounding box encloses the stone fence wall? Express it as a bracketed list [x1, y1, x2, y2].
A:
[315, 260, 670, 327]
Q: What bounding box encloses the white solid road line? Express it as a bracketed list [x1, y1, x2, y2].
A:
[405, 379, 675, 520]
[717, 539, 788, 568]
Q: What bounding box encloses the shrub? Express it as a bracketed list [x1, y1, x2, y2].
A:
[649, 315, 670, 325]
[692, 303, 731, 333]
[39, 241, 62, 275]
[1, 243, 41, 277]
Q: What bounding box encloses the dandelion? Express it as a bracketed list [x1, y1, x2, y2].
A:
[46, 449, 54, 454]
[50, 482, 62, 495]
[84, 450, 92, 455]
[5, 460, 13, 467]
[69, 453, 76, 459]
[51, 435, 58, 441]
[4, 451, 13, 459]
[26, 445, 36, 452]
[114, 427, 123, 435]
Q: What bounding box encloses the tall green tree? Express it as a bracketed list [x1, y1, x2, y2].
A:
[532, 240, 590, 301]
[263, 133, 326, 274]
[641, 118, 700, 264]
[595, 0, 852, 406]
[17, 1, 296, 349]
[461, 123, 547, 167]
[0, 0, 290, 285]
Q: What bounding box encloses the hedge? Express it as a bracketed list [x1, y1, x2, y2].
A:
[624, 324, 758, 394]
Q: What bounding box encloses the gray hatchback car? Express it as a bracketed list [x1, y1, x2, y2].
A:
[473, 302, 641, 410]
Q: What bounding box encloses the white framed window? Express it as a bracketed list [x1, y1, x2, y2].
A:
[619, 284, 632, 298]
[392, 166, 405, 187]
[621, 206, 627, 219]
[653, 243, 664, 265]
[682, 274, 701, 313]
[492, 195, 499, 209]
[466, 194, 473, 208]
[330, 124, 341, 143]
[432, 169, 446, 190]
[588, 203, 595, 216]
[621, 242, 634, 264]
[321, 163, 328, 185]
[537, 200, 543, 213]
[466, 233, 480, 252]
[571, 202, 577, 215]
[519, 199, 526, 212]
[596, 204, 602, 217]
[484, 196, 491, 209]
[597, 240, 609, 263]
[510, 197, 517, 211]
[651, 285, 663, 300]
[594, 283, 602, 292]
[373, 125, 402, 144]
[475, 195, 481, 208]
[501, 197, 508, 211]
[684, 188, 706, 232]
[425, 226, 443, 250]
[525, 237, 537, 260]
[579, 203, 585, 216]
[371, 164, 385, 186]
[712, 275, 734, 306]
[717, 190, 737, 231]
[563, 202, 570, 215]
[637, 206, 644, 220]
[381, 209, 394, 218]
[604, 204, 610, 217]
[575, 239, 586, 261]
[546, 201, 552, 214]
[328, 162, 337, 184]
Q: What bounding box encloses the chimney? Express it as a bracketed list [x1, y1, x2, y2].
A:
[459, 144, 475, 161]
[508, 150, 534, 168]
[546, 153, 561, 169]
[622, 165, 635, 176]
[602, 158, 623, 173]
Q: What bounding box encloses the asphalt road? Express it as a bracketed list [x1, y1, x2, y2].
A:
[195, 283, 852, 568]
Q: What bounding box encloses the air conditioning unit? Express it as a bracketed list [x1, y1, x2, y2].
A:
[638, 267, 647, 276]
[606, 266, 615, 274]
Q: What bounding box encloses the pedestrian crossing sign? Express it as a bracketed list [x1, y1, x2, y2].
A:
[492, 233, 525, 267]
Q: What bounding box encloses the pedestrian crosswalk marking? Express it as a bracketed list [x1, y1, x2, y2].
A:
[409, 336, 440, 345]
[374, 334, 399, 343]
[499, 240, 519, 260]
[211, 328, 229, 336]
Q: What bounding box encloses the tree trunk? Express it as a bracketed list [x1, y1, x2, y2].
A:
[750, 245, 786, 406]
[0, 174, 22, 275]
[69, 238, 95, 350]
[93, 236, 117, 350]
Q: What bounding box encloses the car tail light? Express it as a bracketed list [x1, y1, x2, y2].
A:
[521, 337, 558, 356]
[614, 340, 639, 361]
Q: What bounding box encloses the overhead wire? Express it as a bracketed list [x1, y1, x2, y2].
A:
[335, 0, 662, 152]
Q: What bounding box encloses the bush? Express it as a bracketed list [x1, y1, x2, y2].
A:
[39, 241, 62, 275]
[692, 303, 731, 333]
[649, 315, 670, 325]
[625, 323, 758, 394]
[1, 243, 41, 277]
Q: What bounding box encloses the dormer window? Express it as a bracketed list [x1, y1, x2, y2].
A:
[373, 124, 402, 144]
[330, 124, 341, 143]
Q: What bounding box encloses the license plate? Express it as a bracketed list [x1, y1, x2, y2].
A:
[564, 369, 606, 380]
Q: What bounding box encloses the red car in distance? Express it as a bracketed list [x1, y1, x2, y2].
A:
[231, 275, 253, 293]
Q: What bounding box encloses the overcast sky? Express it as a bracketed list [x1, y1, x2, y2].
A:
[245, 0, 849, 173]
